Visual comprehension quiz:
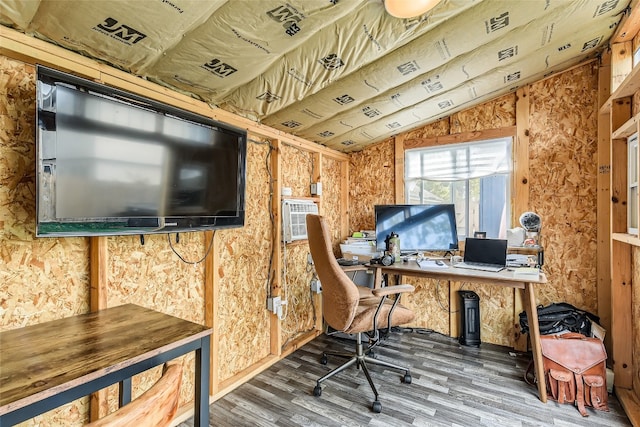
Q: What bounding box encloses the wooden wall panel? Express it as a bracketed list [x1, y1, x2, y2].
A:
[449, 93, 517, 133]
[105, 231, 206, 412]
[528, 63, 599, 313]
[404, 118, 450, 140]
[321, 155, 345, 255]
[281, 143, 313, 197]
[278, 143, 315, 346]
[216, 139, 273, 380]
[280, 243, 316, 346]
[462, 283, 514, 347]
[348, 139, 396, 234]
[401, 277, 451, 334]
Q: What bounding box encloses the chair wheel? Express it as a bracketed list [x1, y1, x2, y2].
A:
[403, 374, 412, 384]
[372, 400, 382, 413]
[320, 355, 328, 365]
[313, 385, 322, 397]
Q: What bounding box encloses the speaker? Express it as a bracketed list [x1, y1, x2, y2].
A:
[458, 290, 481, 347]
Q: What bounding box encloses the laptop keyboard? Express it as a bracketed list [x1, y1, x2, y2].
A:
[453, 262, 505, 272]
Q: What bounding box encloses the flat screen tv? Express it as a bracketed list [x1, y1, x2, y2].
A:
[35, 66, 247, 237]
[374, 204, 459, 253]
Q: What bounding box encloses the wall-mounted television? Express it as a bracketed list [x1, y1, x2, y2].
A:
[36, 66, 247, 237]
[374, 204, 459, 253]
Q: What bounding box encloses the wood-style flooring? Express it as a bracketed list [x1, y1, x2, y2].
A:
[178, 329, 631, 426]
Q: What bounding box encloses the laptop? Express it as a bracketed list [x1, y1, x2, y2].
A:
[454, 237, 508, 272]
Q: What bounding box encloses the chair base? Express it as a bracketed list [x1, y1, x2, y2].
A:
[313, 332, 412, 413]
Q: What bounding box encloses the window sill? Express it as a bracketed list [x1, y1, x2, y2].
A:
[613, 232, 640, 247]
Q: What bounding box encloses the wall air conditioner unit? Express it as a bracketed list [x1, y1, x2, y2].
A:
[282, 199, 319, 243]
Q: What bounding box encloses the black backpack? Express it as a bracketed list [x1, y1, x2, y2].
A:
[519, 302, 600, 336]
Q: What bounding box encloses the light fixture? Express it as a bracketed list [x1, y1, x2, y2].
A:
[384, 0, 442, 18]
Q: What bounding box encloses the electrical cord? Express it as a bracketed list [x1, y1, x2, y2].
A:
[248, 138, 276, 299]
[435, 279, 463, 313]
[167, 231, 215, 264]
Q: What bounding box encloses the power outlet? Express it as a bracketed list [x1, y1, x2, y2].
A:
[267, 296, 287, 318]
[267, 296, 281, 313]
[311, 279, 322, 293]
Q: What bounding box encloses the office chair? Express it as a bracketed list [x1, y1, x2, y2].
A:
[87, 362, 182, 427]
[306, 214, 415, 413]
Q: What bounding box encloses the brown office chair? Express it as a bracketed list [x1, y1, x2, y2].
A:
[306, 214, 415, 413]
[87, 362, 182, 427]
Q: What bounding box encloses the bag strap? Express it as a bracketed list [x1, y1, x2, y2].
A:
[574, 373, 588, 417]
[524, 360, 537, 386]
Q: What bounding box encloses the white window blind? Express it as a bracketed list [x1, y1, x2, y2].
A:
[405, 137, 512, 182]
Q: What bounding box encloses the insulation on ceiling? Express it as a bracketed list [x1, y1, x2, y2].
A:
[0, 0, 630, 152]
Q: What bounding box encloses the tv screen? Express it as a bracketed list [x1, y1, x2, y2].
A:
[36, 66, 246, 237]
[374, 204, 459, 253]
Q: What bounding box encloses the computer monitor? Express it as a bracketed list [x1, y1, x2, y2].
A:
[374, 204, 459, 254]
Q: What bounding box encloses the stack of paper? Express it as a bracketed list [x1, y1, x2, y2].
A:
[513, 267, 540, 278]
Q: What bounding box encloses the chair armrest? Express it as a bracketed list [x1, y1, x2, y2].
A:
[372, 284, 414, 297]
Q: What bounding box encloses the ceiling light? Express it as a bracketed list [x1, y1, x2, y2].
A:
[384, 0, 442, 18]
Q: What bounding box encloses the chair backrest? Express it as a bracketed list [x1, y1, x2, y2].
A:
[87, 362, 182, 427]
[306, 214, 361, 331]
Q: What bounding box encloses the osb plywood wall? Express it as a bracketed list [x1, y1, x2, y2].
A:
[281, 143, 314, 197]
[105, 230, 208, 412]
[349, 140, 395, 234]
[276, 147, 345, 347]
[321, 155, 344, 256]
[348, 64, 598, 347]
[281, 244, 316, 345]
[0, 58, 90, 328]
[216, 138, 273, 380]
[528, 63, 599, 313]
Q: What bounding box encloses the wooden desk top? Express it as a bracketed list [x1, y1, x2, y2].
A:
[373, 261, 547, 288]
[0, 304, 211, 415]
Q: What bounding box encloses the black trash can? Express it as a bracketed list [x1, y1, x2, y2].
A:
[458, 290, 481, 347]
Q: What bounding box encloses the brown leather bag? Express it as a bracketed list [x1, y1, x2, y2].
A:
[540, 333, 609, 416]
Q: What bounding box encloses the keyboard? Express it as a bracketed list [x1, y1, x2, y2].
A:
[453, 262, 505, 272]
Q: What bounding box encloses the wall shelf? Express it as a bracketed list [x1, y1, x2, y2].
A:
[612, 113, 640, 139]
[601, 60, 640, 114]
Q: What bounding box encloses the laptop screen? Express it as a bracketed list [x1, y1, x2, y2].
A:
[463, 238, 508, 266]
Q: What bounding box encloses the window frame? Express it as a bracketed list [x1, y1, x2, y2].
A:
[628, 133, 638, 235]
[403, 133, 515, 240]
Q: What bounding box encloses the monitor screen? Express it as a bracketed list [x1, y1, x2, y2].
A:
[36, 66, 247, 237]
[374, 204, 459, 253]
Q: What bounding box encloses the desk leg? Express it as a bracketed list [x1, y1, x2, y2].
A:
[194, 335, 211, 427]
[523, 283, 547, 403]
[373, 268, 383, 289]
[119, 377, 132, 406]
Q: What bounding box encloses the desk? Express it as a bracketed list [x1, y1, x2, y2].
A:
[370, 262, 548, 403]
[0, 304, 212, 426]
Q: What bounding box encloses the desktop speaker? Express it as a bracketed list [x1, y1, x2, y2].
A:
[458, 290, 481, 347]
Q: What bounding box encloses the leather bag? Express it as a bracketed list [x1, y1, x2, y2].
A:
[539, 333, 609, 416]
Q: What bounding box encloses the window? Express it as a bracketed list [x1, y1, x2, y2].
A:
[628, 133, 638, 235]
[405, 137, 513, 239]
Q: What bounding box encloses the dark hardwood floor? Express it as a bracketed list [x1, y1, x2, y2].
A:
[179, 329, 631, 426]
